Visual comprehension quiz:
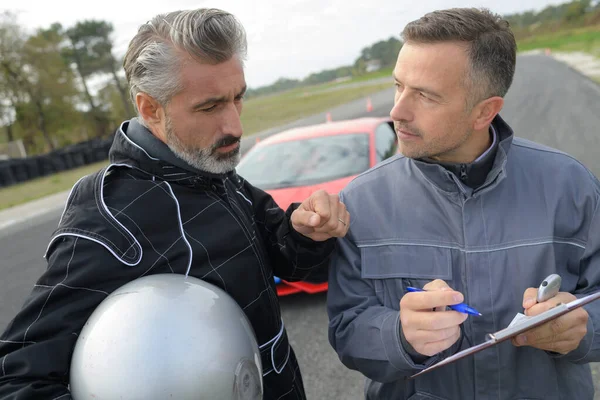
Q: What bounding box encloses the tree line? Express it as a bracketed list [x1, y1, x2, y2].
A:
[1, 14, 135, 155]
[245, 36, 403, 98]
[505, 0, 600, 38]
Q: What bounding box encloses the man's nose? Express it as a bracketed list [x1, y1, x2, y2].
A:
[221, 103, 243, 139]
[390, 92, 414, 122]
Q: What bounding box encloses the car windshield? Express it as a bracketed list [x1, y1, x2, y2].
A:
[237, 133, 370, 190]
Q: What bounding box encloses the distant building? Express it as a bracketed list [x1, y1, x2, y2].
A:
[333, 76, 352, 83]
[366, 59, 382, 72]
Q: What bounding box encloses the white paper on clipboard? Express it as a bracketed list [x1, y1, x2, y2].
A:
[408, 291, 600, 380]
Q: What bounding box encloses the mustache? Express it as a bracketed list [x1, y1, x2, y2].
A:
[394, 123, 421, 137]
[213, 135, 240, 149]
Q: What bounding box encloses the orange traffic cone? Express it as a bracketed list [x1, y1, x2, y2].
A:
[326, 112, 332, 122]
[366, 97, 373, 112]
[256, 137, 261, 143]
[545, 48, 551, 56]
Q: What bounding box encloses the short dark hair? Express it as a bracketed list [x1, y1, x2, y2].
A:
[402, 8, 516, 106]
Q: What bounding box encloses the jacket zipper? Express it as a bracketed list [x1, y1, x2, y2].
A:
[220, 179, 281, 315]
[460, 164, 468, 183]
[459, 190, 471, 344]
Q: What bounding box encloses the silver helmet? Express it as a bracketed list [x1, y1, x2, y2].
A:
[70, 274, 262, 400]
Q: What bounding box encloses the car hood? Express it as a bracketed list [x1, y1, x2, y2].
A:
[266, 175, 356, 210]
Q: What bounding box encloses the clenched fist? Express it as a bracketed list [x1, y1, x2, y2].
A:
[400, 279, 468, 357]
[290, 189, 350, 241]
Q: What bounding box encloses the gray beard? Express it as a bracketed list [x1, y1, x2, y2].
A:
[164, 120, 240, 175]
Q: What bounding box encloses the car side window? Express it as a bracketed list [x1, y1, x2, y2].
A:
[375, 123, 398, 163]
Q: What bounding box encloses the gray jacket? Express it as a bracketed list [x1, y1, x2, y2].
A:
[327, 115, 600, 400]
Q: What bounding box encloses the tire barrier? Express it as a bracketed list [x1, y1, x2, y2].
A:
[0, 135, 115, 189]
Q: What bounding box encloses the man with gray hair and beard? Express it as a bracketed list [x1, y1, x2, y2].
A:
[327, 7, 600, 400]
[0, 8, 349, 399]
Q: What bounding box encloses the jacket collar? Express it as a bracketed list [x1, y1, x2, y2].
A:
[410, 114, 514, 196]
[108, 119, 236, 185]
[421, 125, 498, 189]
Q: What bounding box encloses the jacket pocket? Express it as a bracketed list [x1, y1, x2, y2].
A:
[360, 244, 454, 308]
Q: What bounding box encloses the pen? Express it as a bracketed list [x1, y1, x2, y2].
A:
[406, 286, 482, 316]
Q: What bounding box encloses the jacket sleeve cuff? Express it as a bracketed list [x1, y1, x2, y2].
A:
[381, 312, 440, 371]
[283, 203, 312, 243]
[399, 322, 430, 364]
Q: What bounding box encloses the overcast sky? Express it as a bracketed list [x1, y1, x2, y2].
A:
[6, 0, 563, 88]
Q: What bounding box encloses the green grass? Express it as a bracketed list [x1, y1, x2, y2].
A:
[240, 81, 391, 135]
[299, 67, 394, 93]
[0, 161, 108, 211]
[249, 67, 394, 97]
[349, 67, 394, 82]
[517, 26, 600, 54]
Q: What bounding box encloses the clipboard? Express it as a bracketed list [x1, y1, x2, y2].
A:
[408, 290, 600, 379]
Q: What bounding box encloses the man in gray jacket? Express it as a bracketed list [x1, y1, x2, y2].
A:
[327, 7, 600, 400]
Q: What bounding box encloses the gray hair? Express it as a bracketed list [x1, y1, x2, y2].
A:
[123, 8, 247, 113]
[402, 8, 516, 108]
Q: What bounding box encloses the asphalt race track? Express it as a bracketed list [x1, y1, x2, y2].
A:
[1, 54, 599, 399]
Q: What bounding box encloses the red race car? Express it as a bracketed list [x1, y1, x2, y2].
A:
[236, 117, 398, 296]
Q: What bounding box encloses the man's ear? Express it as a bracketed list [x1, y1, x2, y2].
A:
[472, 96, 504, 131]
[135, 92, 166, 141]
[136, 92, 163, 125]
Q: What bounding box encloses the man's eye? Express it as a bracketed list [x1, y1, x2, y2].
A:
[202, 105, 217, 112]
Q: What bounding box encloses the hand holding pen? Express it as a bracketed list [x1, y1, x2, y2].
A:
[400, 279, 478, 357]
[406, 287, 482, 316]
